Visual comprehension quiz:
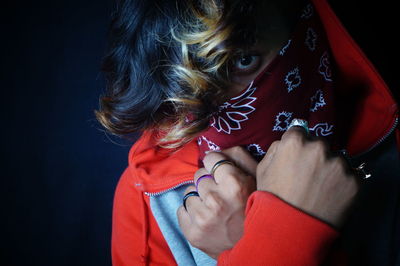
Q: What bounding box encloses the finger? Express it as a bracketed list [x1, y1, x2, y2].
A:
[202, 152, 242, 185]
[177, 205, 193, 237]
[194, 168, 217, 197]
[221, 146, 258, 177]
[182, 186, 209, 218]
[281, 124, 309, 142]
[202, 152, 254, 192]
[308, 136, 333, 158]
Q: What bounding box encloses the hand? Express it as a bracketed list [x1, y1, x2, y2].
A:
[257, 126, 361, 229]
[177, 147, 257, 259]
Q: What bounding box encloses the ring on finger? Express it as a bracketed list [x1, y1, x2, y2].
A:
[210, 159, 235, 176]
[195, 174, 214, 192]
[182, 191, 200, 211]
[287, 118, 309, 135]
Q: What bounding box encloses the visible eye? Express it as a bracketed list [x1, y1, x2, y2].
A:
[232, 54, 261, 74]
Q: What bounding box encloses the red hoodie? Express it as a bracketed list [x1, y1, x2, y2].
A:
[111, 0, 400, 265]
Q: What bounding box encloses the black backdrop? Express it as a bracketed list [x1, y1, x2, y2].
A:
[2, 1, 130, 265]
[2, 1, 398, 266]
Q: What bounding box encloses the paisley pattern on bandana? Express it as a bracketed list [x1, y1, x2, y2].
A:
[319, 51, 332, 81]
[197, 136, 220, 151]
[198, 1, 337, 162]
[247, 143, 267, 159]
[310, 89, 326, 112]
[279, 39, 292, 56]
[309, 123, 334, 136]
[272, 111, 293, 131]
[210, 82, 257, 134]
[300, 3, 314, 19]
[305, 27, 317, 51]
[284, 67, 302, 93]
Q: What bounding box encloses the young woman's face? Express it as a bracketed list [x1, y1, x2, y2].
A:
[228, 0, 306, 97]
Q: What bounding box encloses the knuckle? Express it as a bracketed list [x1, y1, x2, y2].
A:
[310, 138, 329, 155]
[228, 146, 245, 155]
[189, 233, 204, 250]
[205, 191, 224, 214]
[282, 130, 305, 146]
[227, 181, 247, 203]
[196, 214, 213, 232]
[229, 180, 241, 194]
[224, 174, 242, 193]
[194, 168, 206, 177]
[287, 128, 305, 139]
[315, 138, 329, 150]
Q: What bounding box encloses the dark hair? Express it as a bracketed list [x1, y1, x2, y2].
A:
[95, 0, 258, 148]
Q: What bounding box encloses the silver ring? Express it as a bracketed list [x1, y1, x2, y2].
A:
[210, 159, 235, 176]
[287, 118, 309, 134]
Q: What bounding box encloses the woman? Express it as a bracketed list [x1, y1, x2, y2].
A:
[96, 0, 400, 265]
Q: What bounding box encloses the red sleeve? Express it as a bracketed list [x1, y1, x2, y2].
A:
[218, 191, 342, 266]
[111, 167, 177, 266]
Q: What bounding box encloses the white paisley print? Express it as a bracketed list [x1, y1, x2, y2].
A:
[247, 143, 267, 158]
[305, 27, 317, 51]
[198, 2, 337, 160]
[284, 67, 302, 92]
[309, 123, 334, 136]
[318, 51, 332, 81]
[300, 3, 314, 19]
[272, 111, 293, 131]
[279, 39, 292, 56]
[310, 89, 326, 112]
[211, 82, 257, 134]
[197, 136, 221, 151]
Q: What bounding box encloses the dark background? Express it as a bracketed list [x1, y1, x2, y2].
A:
[2, 1, 398, 266]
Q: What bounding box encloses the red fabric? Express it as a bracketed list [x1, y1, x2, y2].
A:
[199, 4, 338, 161]
[312, 0, 398, 156]
[218, 191, 340, 266]
[112, 135, 347, 266]
[111, 0, 399, 265]
[127, 130, 196, 193]
[112, 167, 177, 266]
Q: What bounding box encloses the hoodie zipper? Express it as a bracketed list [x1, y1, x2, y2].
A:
[353, 116, 398, 158]
[144, 180, 194, 197]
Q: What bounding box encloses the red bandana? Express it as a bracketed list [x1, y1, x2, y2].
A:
[198, 2, 338, 162]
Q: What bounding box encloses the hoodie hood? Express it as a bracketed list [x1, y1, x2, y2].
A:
[313, 0, 398, 156]
[129, 131, 199, 193]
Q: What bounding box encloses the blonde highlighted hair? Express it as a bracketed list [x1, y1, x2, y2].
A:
[96, 0, 258, 150]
